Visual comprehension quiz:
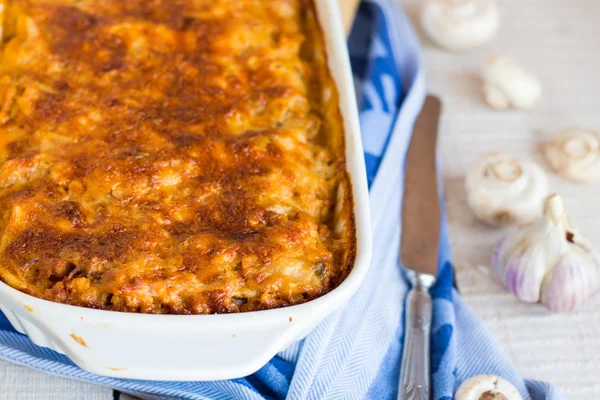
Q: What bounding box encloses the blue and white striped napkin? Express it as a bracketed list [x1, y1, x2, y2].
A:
[0, 1, 565, 399]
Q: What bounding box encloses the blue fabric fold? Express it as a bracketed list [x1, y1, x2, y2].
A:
[0, 1, 565, 399]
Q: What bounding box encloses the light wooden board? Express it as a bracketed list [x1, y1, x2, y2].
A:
[402, 0, 600, 398]
[0, 360, 112, 399]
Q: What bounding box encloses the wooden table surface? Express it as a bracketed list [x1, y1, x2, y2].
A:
[1, 0, 599, 398]
[402, 0, 600, 398]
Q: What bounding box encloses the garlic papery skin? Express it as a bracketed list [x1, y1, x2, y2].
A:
[544, 127, 600, 183]
[420, 0, 499, 51]
[481, 55, 542, 110]
[492, 194, 600, 312]
[455, 374, 523, 400]
[466, 153, 549, 226]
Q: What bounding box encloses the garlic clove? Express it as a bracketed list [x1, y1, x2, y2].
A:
[544, 127, 600, 183]
[466, 153, 549, 226]
[492, 194, 600, 312]
[502, 246, 546, 303]
[455, 374, 523, 400]
[541, 251, 600, 312]
[420, 0, 500, 51]
[481, 55, 542, 110]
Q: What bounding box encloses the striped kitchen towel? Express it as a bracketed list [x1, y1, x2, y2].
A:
[0, 1, 565, 399]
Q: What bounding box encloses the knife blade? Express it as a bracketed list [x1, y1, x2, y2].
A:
[397, 95, 442, 400]
[400, 95, 442, 276]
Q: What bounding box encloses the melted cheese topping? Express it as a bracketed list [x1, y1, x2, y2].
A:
[0, 0, 355, 313]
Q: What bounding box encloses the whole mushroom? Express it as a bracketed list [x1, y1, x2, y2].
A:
[420, 0, 500, 51]
[465, 153, 549, 226]
[455, 375, 523, 400]
[481, 55, 542, 110]
[544, 127, 600, 183]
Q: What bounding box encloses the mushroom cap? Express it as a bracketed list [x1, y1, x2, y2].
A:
[420, 0, 500, 51]
[455, 374, 523, 400]
[544, 127, 600, 183]
[481, 55, 542, 109]
[465, 153, 549, 226]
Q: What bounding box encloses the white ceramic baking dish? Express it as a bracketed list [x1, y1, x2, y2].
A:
[0, 0, 371, 381]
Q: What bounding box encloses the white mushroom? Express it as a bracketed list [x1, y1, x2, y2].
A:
[544, 127, 600, 183]
[465, 153, 549, 226]
[455, 375, 523, 400]
[481, 55, 542, 110]
[420, 0, 500, 51]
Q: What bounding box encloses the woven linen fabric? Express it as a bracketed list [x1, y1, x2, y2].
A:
[0, 1, 565, 399]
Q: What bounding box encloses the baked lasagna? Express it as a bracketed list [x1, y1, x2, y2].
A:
[0, 0, 356, 313]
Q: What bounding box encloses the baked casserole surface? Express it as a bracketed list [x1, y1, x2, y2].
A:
[0, 0, 355, 313]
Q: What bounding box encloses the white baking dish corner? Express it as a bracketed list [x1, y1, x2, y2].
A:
[0, 0, 372, 381]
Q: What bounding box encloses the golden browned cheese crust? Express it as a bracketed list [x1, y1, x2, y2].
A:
[0, 0, 355, 313]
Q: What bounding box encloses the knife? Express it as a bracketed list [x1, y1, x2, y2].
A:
[398, 95, 442, 400]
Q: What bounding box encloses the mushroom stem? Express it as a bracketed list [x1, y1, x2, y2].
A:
[563, 136, 592, 159]
[491, 159, 523, 182]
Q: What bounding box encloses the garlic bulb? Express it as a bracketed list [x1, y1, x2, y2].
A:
[455, 375, 523, 400]
[544, 127, 600, 183]
[420, 0, 499, 51]
[481, 55, 542, 110]
[492, 194, 600, 312]
[466, 153, 549, 226]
